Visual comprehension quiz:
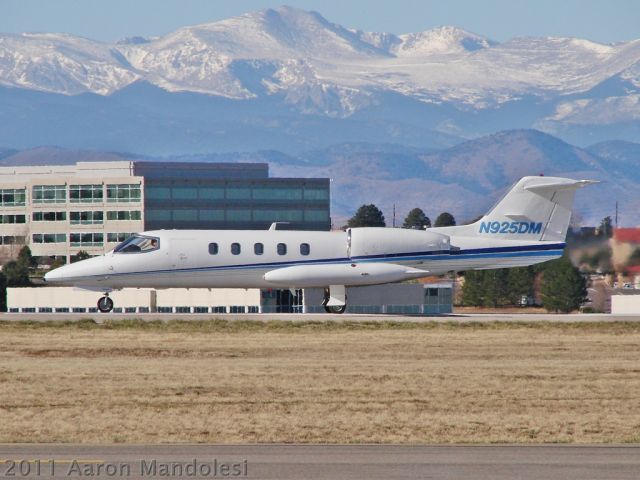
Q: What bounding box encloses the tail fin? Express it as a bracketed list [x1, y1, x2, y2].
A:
[439, 176, 597, 241]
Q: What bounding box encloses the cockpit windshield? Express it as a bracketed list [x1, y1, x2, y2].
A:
[113, 235, 160, 254]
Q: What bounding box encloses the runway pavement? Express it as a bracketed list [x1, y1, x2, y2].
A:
[0, 312, 639, 322]
[0, 444, 638, 479]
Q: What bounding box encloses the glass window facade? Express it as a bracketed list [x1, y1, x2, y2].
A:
[304, 188, 329, 200]
[253, 209, 303, 222]
[226, 187, 251, 199]
[171, 186, 197, 200]
[304, 209, 330, 222]
[70, 185, 103, 203]
[33, 185, 66, 204]
[253, 187, 302, 200]
[0, 236, 25, 245]
[107, 210, 142, 221]
[0, 214, 26, 224]
[146, 209, 171, 221]
[33, 211, 66, 222]
[70, 211, 103, 225]
[174, 209, 198, 221]
[226, 209, 252, 222]
[198, 187, 225, 200]
[32, 233, 66, 244]
[107, 184, 141, 203]
[143, 174, 330, 231]
[70, 232, 104, 247]
[199, 209, 224, 221]
[0, 189, 26, 207]
[146, 186, 171, 200]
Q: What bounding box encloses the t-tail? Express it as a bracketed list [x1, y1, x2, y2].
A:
[435, 176, 598, 242]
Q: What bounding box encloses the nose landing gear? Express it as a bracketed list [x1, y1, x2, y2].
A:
[97, 294, 114, 313]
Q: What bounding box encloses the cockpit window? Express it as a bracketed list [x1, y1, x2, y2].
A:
[114, 235, 160, 254]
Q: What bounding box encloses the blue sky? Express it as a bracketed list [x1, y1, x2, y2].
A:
[2, 0, 639, 43]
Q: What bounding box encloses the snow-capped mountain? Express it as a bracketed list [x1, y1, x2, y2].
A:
[1, 5, 639, 147]
[0, 32, 138, 95]
[3, 7, 639, 102]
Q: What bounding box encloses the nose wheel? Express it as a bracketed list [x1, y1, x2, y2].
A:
[97, 295, 114, 313]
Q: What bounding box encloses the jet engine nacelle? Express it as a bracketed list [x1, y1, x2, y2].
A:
[263, 263, 429, 288]
[348, 227, 450, 259]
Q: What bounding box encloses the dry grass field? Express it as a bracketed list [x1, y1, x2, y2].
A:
[1, 319, 640, 444]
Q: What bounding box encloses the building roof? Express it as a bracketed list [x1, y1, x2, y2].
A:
[132, 161, 269, 180]
[613, 228, 640, 244]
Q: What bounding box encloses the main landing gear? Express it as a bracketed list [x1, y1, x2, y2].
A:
[322, 285, 347, 314]
[97, 293, 114, 313]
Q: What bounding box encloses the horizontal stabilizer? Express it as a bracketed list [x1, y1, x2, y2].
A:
[524, 179, 599, 193]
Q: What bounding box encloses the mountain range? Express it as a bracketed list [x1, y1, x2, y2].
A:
[1, 6, 639, 226]
[2, 130, 638, 226]
[1, 6, 640, 152]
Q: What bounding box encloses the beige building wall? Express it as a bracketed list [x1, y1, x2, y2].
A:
[7, 287, 261, 313]
[156, 288, 261, 312]
[611, 295, 640, 314]
[7, 287, 153, 312]
[0, 162, 144, 261]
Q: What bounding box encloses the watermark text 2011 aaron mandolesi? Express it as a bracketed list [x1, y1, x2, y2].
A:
[0, 458, 248, 478]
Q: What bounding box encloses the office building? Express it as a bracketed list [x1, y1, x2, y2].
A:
[0, 161, 330, 261]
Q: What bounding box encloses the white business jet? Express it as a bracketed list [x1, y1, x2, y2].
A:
[44, 176, 594, 313]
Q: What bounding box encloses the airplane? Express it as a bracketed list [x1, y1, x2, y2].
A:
[44, 176, 595, 313]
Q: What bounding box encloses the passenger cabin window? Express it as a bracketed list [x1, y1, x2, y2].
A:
[300, 243, 310, 256]
[231, 243, 241, 255]
[114, 235, 160, 254]
[208, 243, 218, 255]
[277, 243, 287, 255]
[254, 243, 264, 255]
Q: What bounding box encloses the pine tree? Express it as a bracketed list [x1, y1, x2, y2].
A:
[506, 267, 536, 305]
[597, 216, 613, 238]
[347, 204, 386, 228]
[403, 208, 431, 229]
[0, 271, 6, 312]
[461, 270, 486, 306]
[540, 255, 587, 313]
[482, 269, 510, 307]
[434, 212, 456, 227]
[17, 245, 37, 271]
[71, 250, 91, 263]
[3, 260, 31, 287]
[461, 269, 509, 307]
[462, 267, 536, 307]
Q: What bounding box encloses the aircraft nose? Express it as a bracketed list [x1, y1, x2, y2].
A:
[44, 266, 65, 283]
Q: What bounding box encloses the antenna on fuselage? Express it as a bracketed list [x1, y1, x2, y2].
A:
[269, 222, 291, 231]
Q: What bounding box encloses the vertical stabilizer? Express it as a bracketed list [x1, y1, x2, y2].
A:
[436, 176, 597, 242]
